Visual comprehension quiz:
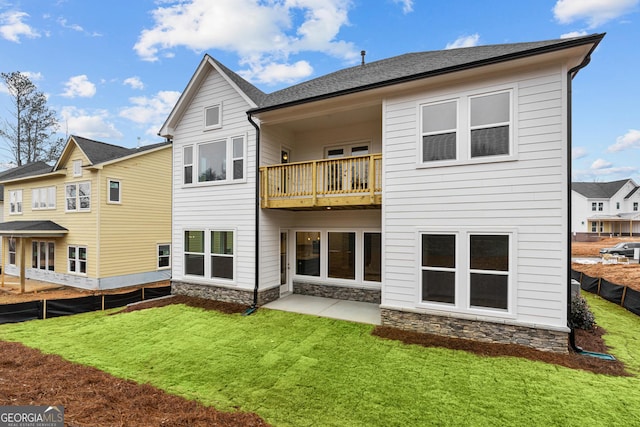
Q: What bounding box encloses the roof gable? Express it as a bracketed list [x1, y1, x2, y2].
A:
[159, 55, 266, 137]
[572, 179, 633, 199]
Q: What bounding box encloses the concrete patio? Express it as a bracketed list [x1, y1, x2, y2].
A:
[263, 294, 381, 325]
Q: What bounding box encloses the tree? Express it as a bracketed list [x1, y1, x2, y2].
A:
[0, 71, 64, 166]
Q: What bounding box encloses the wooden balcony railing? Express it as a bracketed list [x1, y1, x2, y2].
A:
[260, 154, 382, 209]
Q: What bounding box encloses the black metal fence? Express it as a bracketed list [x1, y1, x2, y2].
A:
[0, 286, 171, 325]
[572, 269, 640, 316]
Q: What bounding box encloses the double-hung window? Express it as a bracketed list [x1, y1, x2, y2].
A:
[68, 245, 87, 274]
[635, 202, 638, 211]
[184, 136, 246, 185]
[8, 238, 16, 265]
[184, 230, 235, 281]
[66, 182, 91, 211]
[9, 190, 22, 214]
[158, 244, 171, 269]
[470, 91, 511, 158]
[420, 89, 513, 165]
[32, 187, 56, 210]
[420, 231, 511, 312]
[421, 100, 457, 162]
[591, 202, 597, 211]
[421, 234, 456, 304]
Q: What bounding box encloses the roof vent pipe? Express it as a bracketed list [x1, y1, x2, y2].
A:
[361, 50, 366, 65]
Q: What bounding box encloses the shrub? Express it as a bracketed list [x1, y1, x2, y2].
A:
[569, 294, 596, 330]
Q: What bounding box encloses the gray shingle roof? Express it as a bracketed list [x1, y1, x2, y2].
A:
[250, 33, 604, 112]
[572, 180, 631, 198]
[209, 57, 267, 106]
[0, 161, 52, 180]
[0, 220, 68, 233]
[72, 135, 170, 165]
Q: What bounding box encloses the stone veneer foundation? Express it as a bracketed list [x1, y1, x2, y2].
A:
[293, 281, 381, 303]
[381, 308, 569, 353]
[172, 281, 280, 306]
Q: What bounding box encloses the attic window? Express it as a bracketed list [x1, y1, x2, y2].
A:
[73, 160, 82, 177]
[204, 104, 222, 129]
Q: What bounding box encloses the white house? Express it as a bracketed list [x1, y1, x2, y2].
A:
[572, 179, 640, 238]
[160, 33, 604, 352]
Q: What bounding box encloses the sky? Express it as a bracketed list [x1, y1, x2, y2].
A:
[0, 0, 638, 182]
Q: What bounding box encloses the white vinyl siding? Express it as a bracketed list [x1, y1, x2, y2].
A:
[172, 65, 256, 291]
[383, 66, 569, 330]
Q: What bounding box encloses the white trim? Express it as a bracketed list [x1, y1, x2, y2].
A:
[67, 244, 88, 275]
[157, 243, 171, 270]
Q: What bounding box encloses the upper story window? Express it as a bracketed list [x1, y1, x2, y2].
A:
[66, 182, 91, 211]
[9, 189, 22, 214]
[598, 202, 603, 211]
[591, 202, 597, 211]
[634, 202, 638, 211]
[32, 186, 56, 210]
[420, 89, 513, 166]
[469, 92, 510, 158]
[184, 135, 246, 185]
[183, 146, 193, 184]
[422, 100, 457, 162]
[204, 104, 222, 130]
[108, 179, 121, 203]
[73, 160, 82, 177]
[616, 202, 620, 210]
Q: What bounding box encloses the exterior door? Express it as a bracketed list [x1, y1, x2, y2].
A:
[280, 231, 291, 295]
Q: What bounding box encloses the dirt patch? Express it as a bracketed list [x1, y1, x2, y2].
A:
[572, 237, 640, 291]
[0, 281, 170, 304]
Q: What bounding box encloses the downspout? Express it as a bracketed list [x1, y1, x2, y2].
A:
[244, 112, 261, 315]
[567, 51, 593, 352]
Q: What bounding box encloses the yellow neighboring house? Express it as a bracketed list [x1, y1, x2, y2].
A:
[0, 135, 172, 290]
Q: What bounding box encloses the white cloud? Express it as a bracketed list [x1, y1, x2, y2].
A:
[592, 158, 612, 169]
[445, 34, 480, 50]
[0, 10, 40, 42]
[59, 106, 123, 140]
[553, 0, 639, 28]
[61, 75, 97, 98]
[119, 90, 181, 136]
[124, 76, 145, 90]
[572, 146, 589, 159]
[608, 129, 640, 152]
[133, 0, 357, 85]
[238, 60, 313, 85]
[561, 30, 588, 39]
[57, 17, 83, 32]
[393, 0, 414, 14]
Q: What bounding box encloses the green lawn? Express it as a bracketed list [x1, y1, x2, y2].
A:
[1, 293, 639, 427]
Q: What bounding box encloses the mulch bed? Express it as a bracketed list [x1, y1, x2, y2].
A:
[0, 340, 269, 427]
[0, 295, 630, 426]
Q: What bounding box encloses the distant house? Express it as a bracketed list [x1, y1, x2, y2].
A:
[572, 179, 640, 238]
[161, 34, 604, 352]
[0, 135, 172, 290]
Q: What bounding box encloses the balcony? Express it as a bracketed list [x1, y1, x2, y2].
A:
[260, 154, 382, 210]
